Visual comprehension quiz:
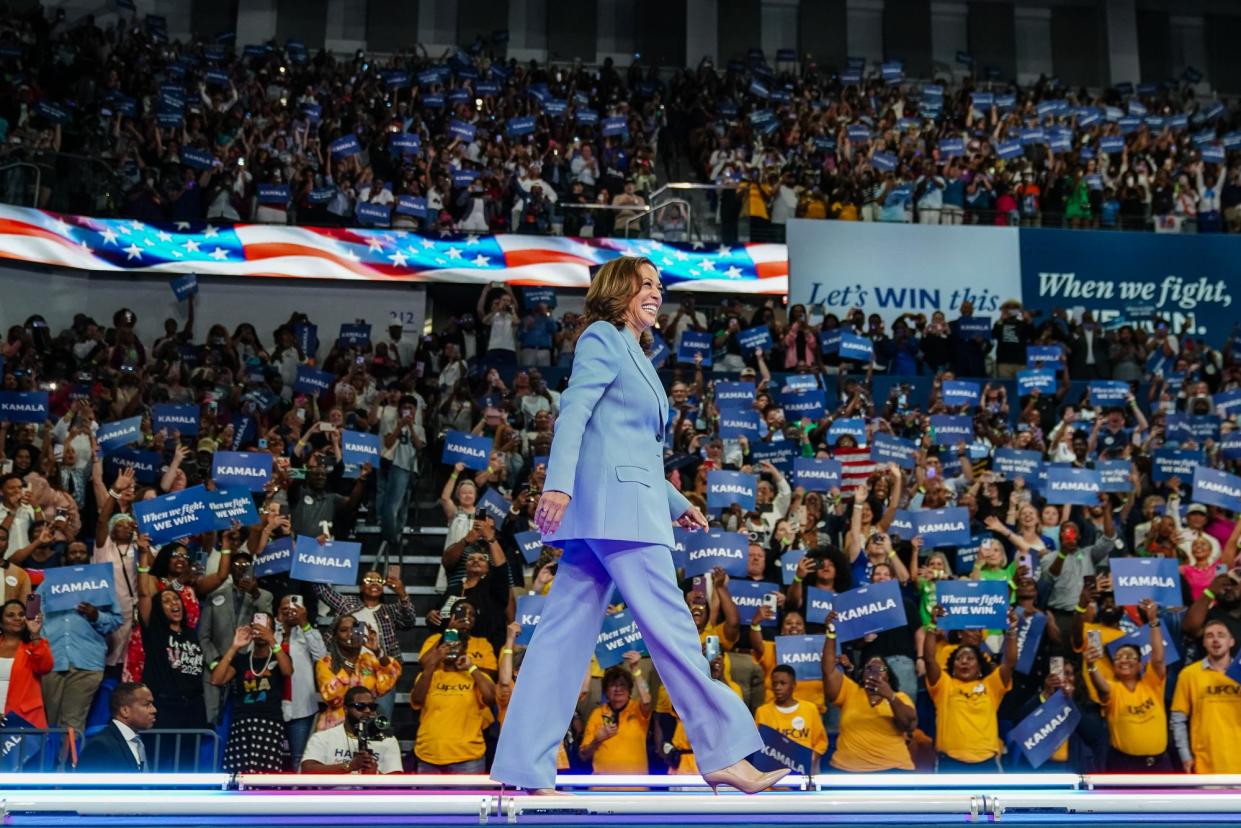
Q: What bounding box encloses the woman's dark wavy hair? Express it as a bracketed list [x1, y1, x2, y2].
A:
[579, 256, 657, 351]
[808, 544, 853, 593]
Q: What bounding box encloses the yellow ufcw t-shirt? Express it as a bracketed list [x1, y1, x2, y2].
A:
[412, 667, 493, 765]
[755, 699, 828, 756]
[1103, 669, 1167, 756]
[420, 633, 499, 675]
[927, 669, 1011, 763]
[1172, 661, 1241, 773]
[582, 699, 650, 774]
[830, 677, 915, 772]
[1075, 623, 1126, 705]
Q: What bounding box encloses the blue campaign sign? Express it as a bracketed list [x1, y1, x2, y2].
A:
[942, 380, 980, 408]
[750, 442, 798, 476]
[522, 286, 557, 309]
[819, 329, 842, 355]
[953, 533, 993, 575]
[1152, 448, 1204, 482]
[783, 374, 819, 393]
[1026, 345, 1065, 368]
[293, 365, 333, 396]
[1018, 227, 1241, 348]
[670, 527, 692, 571]
[752, 724, 814, 775]
[1223, 432, 1241, 461]
[1088, 380, 1130, 407]
[779, 389, 826, 422]
[341, 430, 380, 468]
[1192, 466, 1241, 511]
[41, 563, 115, 614]
[1213, 389, 1241, 419]
[1044, 466, 1101, 506]
[356, 203, 391, 226]
[715, 381, 756, 406]
[601, 116, 629, 137]
[339, 323, 371, 346]
[1014, 611, 1048, 674]
[683, 529, 748, 578]
[506, 115, 536, 137]
[97, 416, 143, 454]
[718, 405, 760, 439]
[779, 550, 805, 585]
[290, 536, 361, 585]
[1017, 369, 1057, 395]
[827, 418, 866, 445]
[737, 325, 772, 354]
[254, 536, 293, 577]
[1111, 557, 1182, 607]
[152, 403, 200, 436]
[793, 458, 842, 492]
[1096, 460, 1134, 493]
[889, 510, 917, 541]
[208, 486, 260, 530]
[957, 316, 992, 340]
[707, 470, 757, 512]
[133, 485, 215, 543]
[448, 119, 476, 142]
[211, 451, 272, 491]
[804, 586, 834, 625]
[329, 134, 361, 158]
[257, 183, 289, 204]
[832, 580, 907, 642]
[1107, 623, 1181, 667]
[442, 430, 492, 471]
[936, 580, 1010, 630]
[477, 488, 511, 526]
[515, 594, 545, 646]
[872, 433, 917, 469]
[929, 415, 972, 446]
[915, 507, 972, 548]
[170, 273, 198, 300]
[105, 448, 161, 485]
[993, 448, 1043, 480]
[389, 133, 421, 157]
[775, 634, 824, 682]
[838, 332, 873, 362]
[1010, 690, 1080, 769]
[732, 580, 779, 626]
[513, 530, 545, 563]
[0, 391, 48, 423]
[595, 609, 647, 668]
[677, 330, 714, 365]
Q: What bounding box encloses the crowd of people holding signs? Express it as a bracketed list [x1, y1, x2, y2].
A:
[2, 273, 1241, 777]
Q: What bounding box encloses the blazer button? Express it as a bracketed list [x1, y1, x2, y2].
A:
[655, 433, 663, 442]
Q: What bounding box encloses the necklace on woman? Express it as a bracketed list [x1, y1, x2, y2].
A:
[249, 646, 274, 678]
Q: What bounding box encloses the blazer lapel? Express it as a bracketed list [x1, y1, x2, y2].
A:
[628, 346, 666, 416]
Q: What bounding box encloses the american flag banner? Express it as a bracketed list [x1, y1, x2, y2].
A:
[0, 205, 788, 294]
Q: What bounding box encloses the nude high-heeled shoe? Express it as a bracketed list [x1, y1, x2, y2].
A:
[701, 759, 790, 795]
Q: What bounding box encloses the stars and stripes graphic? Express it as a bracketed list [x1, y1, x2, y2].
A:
[0, 205, 788, 294]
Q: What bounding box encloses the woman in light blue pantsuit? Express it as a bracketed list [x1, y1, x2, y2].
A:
[490, 256, 787, 795]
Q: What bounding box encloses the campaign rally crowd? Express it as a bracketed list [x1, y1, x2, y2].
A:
[1, 4, 1241, 238]
[1, 274, 1241, 778]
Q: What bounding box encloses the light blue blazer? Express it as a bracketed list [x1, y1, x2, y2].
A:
[543, 320, 690, 547]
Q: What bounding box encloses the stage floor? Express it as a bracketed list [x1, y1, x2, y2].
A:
[4, 773, 1241, 827]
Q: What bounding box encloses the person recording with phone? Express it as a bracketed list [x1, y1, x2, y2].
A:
[411, 620, 497, 773]
[1009, 653, 1105, 771]
[580, 656, 653, 775]
[315, 614, 401, 731]
[493, 258, 783, 796]
[210, 612, 292, 772]
[199, 548, 272, 722]
[431, 518, 513, 653]
[275, 593, 325, 768]
[301, 686, 402, 774]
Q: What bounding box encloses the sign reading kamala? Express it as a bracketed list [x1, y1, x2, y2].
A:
[514, 594, 545, 646]
[512, 530, 545, 562]
[97, 416, 143, 453]
[1043, 466, 1101, 505]
[442, 430, 492, 471]
[731, 580, 780, 626]
[787, 221, 1022, 325]
[915, 507, 972, 548]
[1106, 622, 1181, 667]
[752, 725, 813, 776]
[1014, 611, 1048, 675]
[1019, 226, 1240, 346]
[715, 381, 755, 405]
[719, 406, 760, 439]
[1110, 557, 1182, 607]
[341, 430, 380, 468]
[805, 586, 834, 625]
[254, 536, 293, 577]
[780, 550, 805, 585]
[1152, 448, 1204, 482]
[936, 580, 1009, 630]
[678, 330, 714, 365]
[595, 609, 647, 668]
[831, 580, 907, 641]
[40, 563, 115, 613]
[133, 485, 216, 543]
[152, 403, 200, 436]
[775, 634, 825, 681]
[683, 529, 748, 578]
[293, 365, 334, 396]
[290, 536, 361, 585]
[106, 449, 162, 485]
[929, 415, 972, 446]
[477, 488, 511, 525]
[793, 458, 842, 491]
[1192, 467, 1241, 512]
[211, 451, 272, 491]
[1009, 690, 1080, 769]
[0, 391, 49, 423]
[941, 380, 980, 408]
[707, 470, 757, 511]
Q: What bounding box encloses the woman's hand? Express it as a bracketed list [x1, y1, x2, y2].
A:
[677, 504, 709, 530]
[534, 490, 571, 534]
[232, 626, 253, 649]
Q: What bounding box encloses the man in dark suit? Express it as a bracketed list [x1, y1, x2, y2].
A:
[76, 682, 156, 772]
